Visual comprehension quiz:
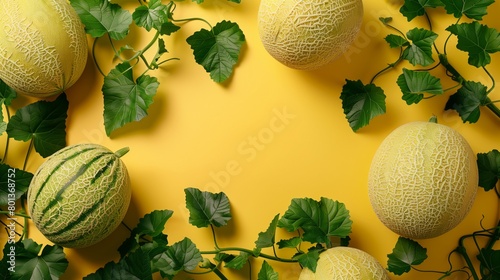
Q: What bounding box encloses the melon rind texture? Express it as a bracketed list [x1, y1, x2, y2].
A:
[27, 143, 131, 248]
[0, 0, 88, 97]
[368, 121, 478, 239]
[299, 247, 390, 280]
[258, 0, 363, 70]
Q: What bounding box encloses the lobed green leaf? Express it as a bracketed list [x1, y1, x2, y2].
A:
[102, 62, 159, 136]
[400, 0, 443, 21]
[397, 68, 443, 105]
[70, 0, 132, 40]
[0, 79, 16, 106]
[441, 0, 495, 20]
[385, 34, 410, 48]
[132, 0, 170, 32]
[477, 149, 500, 191]
[445, 81, 488, 123]
[255, 214, 280, 249]
[295, 249, 320, 273]
[340, 80, 386, 132]
[84, 247, 153, 280]
[277, 237, 302, 249]
[477, 248, 500, 279]
[9, 239, 68, 280]
[403, 28, 438, 66]
[185, 187, 232, 228]
[0, 164, 33, 206]
[224, 252, 250, 270]
[153, 238, 202, 278]
[186, 20, 245, 83]
[257, 261, 279, 280]
[6, 93, 68, 158]
[118, 209, 173, 257]
[278, 197, 352, 245]
[447, 21, 500, 67]
[387, 237, 428, 275]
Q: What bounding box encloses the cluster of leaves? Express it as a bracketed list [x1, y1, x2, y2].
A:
[386, 148, 500, 280]
[340, 0, 500, 131]
[0, 82, 71, 279]
[85, 188, 352, 279]
[69, 0, 246, 136]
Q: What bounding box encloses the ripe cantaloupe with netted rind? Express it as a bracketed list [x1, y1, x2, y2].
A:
[0, 0, 88, 97]
[368, 121, 478, 239]
[258, 0, 363, 70]
[299, 247, 390, 280]
[27, 143, 131, 248]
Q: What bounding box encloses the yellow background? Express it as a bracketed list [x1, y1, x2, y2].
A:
[3, 0, 500, 279]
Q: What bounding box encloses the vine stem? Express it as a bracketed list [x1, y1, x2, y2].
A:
[1, 105, 10, 164]
[197, 259, 228, 280]
[0, 211, 31, 219]
[438, 53, 500, 119]
[22, 139, 34, 171]
[455, 244, 480, 280]
[200, 247, 298, 263]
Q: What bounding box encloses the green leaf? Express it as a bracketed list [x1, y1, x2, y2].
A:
[153, 238, 202, 278]
[0, 79, 17, 106]
[184, 187, 231, 228]
[277, 237, 302, 249]
[478, 248, 500, 279]
[84, 247, 153, 280]
[278, 197, 352, 245]
[385, 34, 410, 48]
[118, 209, 173, 257]
[477, 149, 500, 191]
[257, 261, 279, 280]
[102, 62, 159, 136]
[6, 93, 68, 158]
[446, 21, 500, 67]
[70, 0, 132, 40]
[441, 0, 495, 20]
[0, 164, 33, 206]
[135, 209, 174, 237]
[397, 68, 443, 105]
[255, 214, 280, 249]
[379, 17, 393, 25]
[340, 80, 386, 132]
[160, 21, 180, 36]
[224, 252, 250, 270]
[132, 0, 170, 32]
[186, 20, 245, 83]
[403, 28, 438, 66]
[11, 239, 68, 280]
[1, 242, 13, 279]
[400, 0, 443, 21]
[387, 237, 428, 275]
[445, 81, 488, 123]
[295, 249, 320, 273]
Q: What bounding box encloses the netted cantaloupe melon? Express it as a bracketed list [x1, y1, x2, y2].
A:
[258, 0, 363, 70]
[0, 0, 88, 97]
[368, 119, 478, 239]
[299, 247, 390, 280]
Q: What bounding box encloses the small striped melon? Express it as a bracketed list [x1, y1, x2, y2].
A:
[27, 143, 131, 248]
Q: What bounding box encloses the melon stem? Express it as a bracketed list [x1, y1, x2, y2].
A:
[114, 147, 130, 158]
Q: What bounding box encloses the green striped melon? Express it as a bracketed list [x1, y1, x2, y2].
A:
[27, 143, 131, 248]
